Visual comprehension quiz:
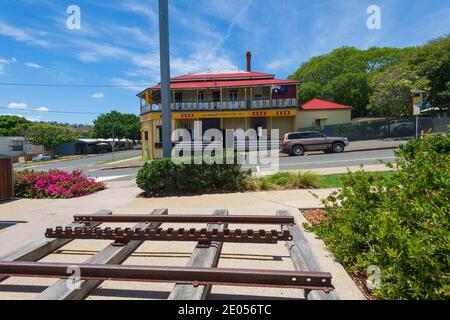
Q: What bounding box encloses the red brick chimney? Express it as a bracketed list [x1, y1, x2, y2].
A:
[246, 50, 252, 72]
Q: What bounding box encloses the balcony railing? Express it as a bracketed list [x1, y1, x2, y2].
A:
[141, 98, 298, 114]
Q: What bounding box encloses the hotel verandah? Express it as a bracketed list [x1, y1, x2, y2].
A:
[138, 52, 351, 160]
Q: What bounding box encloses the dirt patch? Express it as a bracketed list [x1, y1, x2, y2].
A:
[302, 208, 329, 225]
[349, 269, 376, 300]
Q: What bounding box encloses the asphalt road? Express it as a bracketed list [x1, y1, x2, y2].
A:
[248, 149, 396, 173]
[14, 149, 396, 182]
[15, 150, 141, 175]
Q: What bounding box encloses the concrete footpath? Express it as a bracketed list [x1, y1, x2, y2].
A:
[344, 138, 408, 152]
[0, 181, 365, 300]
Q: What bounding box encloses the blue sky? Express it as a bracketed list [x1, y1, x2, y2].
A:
[0, 0, 449, 124]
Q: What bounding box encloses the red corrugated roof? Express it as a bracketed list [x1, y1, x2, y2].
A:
[300, 99, 352, 110]
[149, 79, 300, 90]
[171, 72, 275, 82]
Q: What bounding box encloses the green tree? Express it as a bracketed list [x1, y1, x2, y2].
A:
[323, 73, 371, 117]
[290, 46, 411, 117]
[0, 115, 31, 136]
[368, 65, 429, 117]
[24, 123, 78, 153]
[93, 111, 141, 142]
[297, 81, 323, 105]
[405, 36, 450, 111]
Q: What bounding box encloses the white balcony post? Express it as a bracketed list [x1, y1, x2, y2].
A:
[270, 85, 273, 108]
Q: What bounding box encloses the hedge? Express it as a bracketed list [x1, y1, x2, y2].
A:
[311, 134, 449, 299]
[136, 156, 251, 196]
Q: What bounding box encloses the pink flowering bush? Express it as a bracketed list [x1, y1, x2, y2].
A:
[14, 169, 106, 199]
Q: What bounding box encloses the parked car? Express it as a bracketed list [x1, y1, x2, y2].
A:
[32, 154, 53, 162]
[280, 131, 350, 156]
[133, 144, 142, 150]
[380, 120, 416, 136]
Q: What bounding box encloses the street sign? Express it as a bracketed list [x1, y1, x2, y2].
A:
[413, 94, 422, 116]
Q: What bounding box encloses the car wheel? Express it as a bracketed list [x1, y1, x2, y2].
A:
[292, 145, 305, 156]
[332, 142, 345, 153]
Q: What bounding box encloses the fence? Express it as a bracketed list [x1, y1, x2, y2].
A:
[0, 155, 14, 201]
[299, 116, 449, 142]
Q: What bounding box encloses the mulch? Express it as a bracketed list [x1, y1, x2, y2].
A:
[302, 208, 329, 225]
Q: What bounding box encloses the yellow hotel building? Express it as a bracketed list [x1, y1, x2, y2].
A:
[138, 52, 351, 159]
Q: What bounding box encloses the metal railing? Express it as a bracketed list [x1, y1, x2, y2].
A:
[141, 98, 298, 114]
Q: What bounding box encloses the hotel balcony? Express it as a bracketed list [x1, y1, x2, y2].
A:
[140, 98, 298, 115]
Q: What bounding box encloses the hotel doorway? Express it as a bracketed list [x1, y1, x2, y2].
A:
[251, 117, 267, 137]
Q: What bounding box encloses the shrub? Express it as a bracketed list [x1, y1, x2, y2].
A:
[15, 169, 106, 199]
[311, 134, 450, 299]
[248, 172, 321, 191]
[136, 157, 251, 196]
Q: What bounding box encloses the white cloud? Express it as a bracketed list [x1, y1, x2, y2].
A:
[90, 92, 105, 99]
[0, 56, 16, 73]
[121, 1, 158, 25]
[75, 41, 129, 64]
[266, 58, 295, 72]
[25, 62, 42, 69]
[7, 102, 28, 110]
[0, 20, 50, 47]
[171, 49, 238, 75]
[34, 106, 49, 112]
[111, 78, 147, 92]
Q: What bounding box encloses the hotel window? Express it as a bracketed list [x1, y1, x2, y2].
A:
[198, 91, 205, 103]
[144, 131, 149, 141]
[157, 127, 163, 143]
[175, 92, 183, 103]
[229, 90, 238, 102]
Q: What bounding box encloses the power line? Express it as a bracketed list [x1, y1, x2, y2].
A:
[0, 82, 148, 88]
[0, 106, 103, 115]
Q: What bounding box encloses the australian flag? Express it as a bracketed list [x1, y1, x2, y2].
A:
[272, 85, 288, 94]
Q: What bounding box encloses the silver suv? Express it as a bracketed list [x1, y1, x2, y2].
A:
[280, 131, 350, 156]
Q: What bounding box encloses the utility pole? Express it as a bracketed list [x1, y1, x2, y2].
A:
[159, 0, 172, 158]
[412, 90, 424, 139]
[111, 123, 116, 161]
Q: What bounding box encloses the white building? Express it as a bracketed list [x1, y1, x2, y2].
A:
[0, 136, 45, 158]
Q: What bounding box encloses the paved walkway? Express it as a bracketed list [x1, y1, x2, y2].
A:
[0, 182, 364, 300]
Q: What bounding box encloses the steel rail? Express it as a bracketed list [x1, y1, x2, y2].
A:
[0, 261, 333, 292]
[73, 214, 295, 225]
[45, 227, 293, 245]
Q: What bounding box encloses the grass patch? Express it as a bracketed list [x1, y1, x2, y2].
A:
[247, 171, 321, 191]
[247, 171, 394, 191]
[318, 171, 393, 188]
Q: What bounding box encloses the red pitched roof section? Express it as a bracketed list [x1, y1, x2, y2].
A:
[150, 79, 299, 90]
[171, 72, 275, 82]
[300, 99, 352, 110]
[141, 71, 300, 93]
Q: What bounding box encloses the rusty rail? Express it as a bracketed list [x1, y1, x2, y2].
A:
[73, 214, 295, 225]
[0, 261, 333, 292]
[45, 227, 293, 246]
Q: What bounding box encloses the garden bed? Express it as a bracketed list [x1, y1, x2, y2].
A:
[14, 169, 106, 199]
[302, 208, 375, 300]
